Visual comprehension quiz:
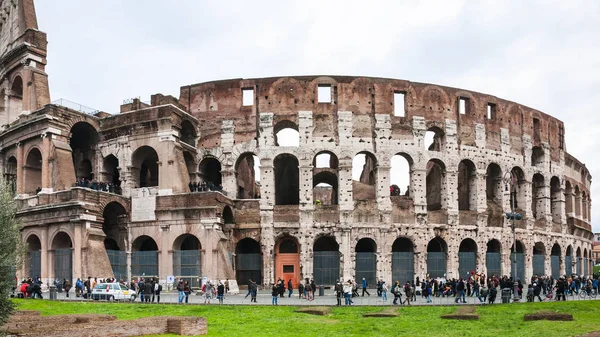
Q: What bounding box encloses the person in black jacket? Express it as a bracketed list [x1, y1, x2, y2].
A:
[287, 279, 293, 298]
[271, 283, 278, 305]
[217, 282, 225, 304]
[251, 281, 258, 303]
[144, 280, 153, 303]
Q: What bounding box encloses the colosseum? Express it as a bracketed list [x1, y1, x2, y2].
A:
[1, 0, 595, 289]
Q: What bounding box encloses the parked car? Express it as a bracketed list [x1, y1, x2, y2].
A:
[91, 282, 136, 301]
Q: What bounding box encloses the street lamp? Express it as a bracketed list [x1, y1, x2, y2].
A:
[503, 171, 522, 302]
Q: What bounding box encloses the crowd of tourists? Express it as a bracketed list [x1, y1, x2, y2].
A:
[75, 178, 122, 194]
[188, 181, 223, 193]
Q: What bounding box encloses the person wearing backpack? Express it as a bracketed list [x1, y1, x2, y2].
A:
[335, 280, 343, 306]
[403, 281, 413, 305]
[392, 281, 402, 305]
[177, 279, 185, 304]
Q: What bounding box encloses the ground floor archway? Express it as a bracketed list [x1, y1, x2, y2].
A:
[486, 239, 502, 277]
[458, 238, 477, 278]
[52, 232, 73, 282]
[173, 234, 202, 287]
[275, 237, 300, 288]
[355, 238, 377, 286]
[391, 237, 414, 284]
[313, 236, 340, 285]
[235, 238, 262, 285]
[131, 236, 159, 277]
[427, 237, 447, 278]
[510, 241, 525, 281]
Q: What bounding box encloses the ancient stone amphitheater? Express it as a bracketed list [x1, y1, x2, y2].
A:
[0, 0, 593, 288]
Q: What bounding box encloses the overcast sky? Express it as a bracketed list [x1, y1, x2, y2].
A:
[36, 0, 600, 231]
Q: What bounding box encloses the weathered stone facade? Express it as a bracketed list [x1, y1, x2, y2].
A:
[0, 0, 594, 289]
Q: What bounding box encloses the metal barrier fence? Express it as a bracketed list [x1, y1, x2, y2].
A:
[551, 256, 560, 279]
[236, 254, 262, 284]
[486, 253, 501, 277]
[107, 250, 127, 281]
[29, 251, 41, 278]
[392, 252, 414, 284]
[510, 253, 525, 281]
[173, 250, 202, 288]
[313, 251, 340, 285]
[132, 251, 158, 277]
[533, 254, 545, 276]
[54, 249, 72, 282]
[458, 252, 476, 278]
[355, 252, 377, 286]
[566, 256, 573, 275]
[427, 252, 446, 279]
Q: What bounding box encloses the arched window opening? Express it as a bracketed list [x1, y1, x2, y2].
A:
[274, 121, 299, 147]
[392, 237, 414, 284]
[222, 206, 234, 224]
[550, 177, 561, 223]
[565, 181, 573, 215]
[314, 151, 338, 169]
[574, 186, 581, 217]
[102, 202, 127, 245]
[486, 239, 502, 277]
[355, 238, 377, 286]
[183, 152, 196, 183]
[24, 148, 42, 194]
[313, 236, 340, 285]
[132, 235, 159, 277]
[531, 146, 544, 167]
[427, 237, 447, 278]
[352, 152, 377, 200]
[52, 232, 73, 282]
[235, 238, 262, 285]
[101, 155, 121, 194]
[235, 153, 260, 199]
[173, 234, 202, 287]
[313, 171, 337, 205]
[132, 146, 159, 188]
[426, 159, 446, 211]
[511, 240, 525, 281]
[180, 120, 196, 147]
[576, 247, 582, 275]
[9, 76, 23, 117]
[509, 167, 526, 213]
[26, 235, 42, 279]
[0, 89, 5, 115]
[4, 156, 17, 195]
[565, 245, 573, 276]
[390, 153, 412, 197]
[486, 164, 502, 204]
[532, 242, 545, 276]
[424, 127, 444, 151]
[198, 157, 222, 190]
[458, 239, 477, 278]
[531, 174, 545, 220]
[276, 237, 300, 288]
[551, 243, 561, 279]
[274, 154, 299, 205]
[70, 122, 99, 183]
[458, 160, 477, 211]
[582, 192, 588, 221]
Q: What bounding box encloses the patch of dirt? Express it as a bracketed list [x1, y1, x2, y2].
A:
[524, 311, 573, 321]
[2, 310, 207, 337]
[441, 306, 479, 320]
[363, 307, 401, 318]
[295, 307, 332, 316]
[578, 331, 600, 337]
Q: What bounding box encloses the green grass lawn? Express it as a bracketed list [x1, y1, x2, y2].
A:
[11, 299, 600, 337]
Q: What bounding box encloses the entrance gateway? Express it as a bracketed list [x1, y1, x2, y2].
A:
[275, 237, 300, 288]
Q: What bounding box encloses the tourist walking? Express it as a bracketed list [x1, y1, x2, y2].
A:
[287, 279, 293, 298]
[271, 283, 278, 305]
[177, 279, 185, 304]
[381, 281, 388, 302]
[217, 282, 225, 304]
[361, 278, 370, 296]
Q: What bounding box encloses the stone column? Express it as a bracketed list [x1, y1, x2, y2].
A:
[341, 229, 351, 281]
[412, 167, 427, 215]
[221, 167, 236, 198]
[16, 142, 23, 194]
[299, 163, 313, 209]
[41, 133, 51, 192]
[160, 225, 171, 283]
[40, 226, 49, 287]
[377, 164, 392, 212]
[445, 169, 458, 213]
[73, 225, 83, 282]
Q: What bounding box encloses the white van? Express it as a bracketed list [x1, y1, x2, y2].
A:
[91, 282, 136, 301]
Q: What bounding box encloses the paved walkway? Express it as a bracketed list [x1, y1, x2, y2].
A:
[40, 289, 598, 306]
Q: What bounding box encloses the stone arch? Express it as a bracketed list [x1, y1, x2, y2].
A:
[510, 240, 526, 281]
[425, 126, 445, 151]
[532, 242, 546, 276]
[51, 231, 73, 282]
[486, 239, 502, 276]
[222, 205, 234, 224]
[4, 155, 17, 195]
[198, 156, 222, 188]
[390, 152, 413, 197]
[9, 76, 23, 115]
[131, 146, 159, 188]
[313, 236, 340, 285]
[313, 171, 338, 205]
[427, 237, 447, 278]
[70, 122, 99, 181]
[419, 85, 450, 112]
[313, 150, 339, 169]
[575, 246, 582, 275]
[392, 237, 415, 284]
[354, 238, 377, 286]
[531, 146, 544, 167]
[102, 154, 121, 190]
[274, 120, 299, 147]
[275, 235, 301, 287]
[582, 191, 588, 221]
[235, 152, 260, 199]
[25, 233, 42, 279]
[172, 233, 202, 286]
[486, 163, 502, 203]
[550, 243, 561, 278]
[23, 147, 42, 194]
[565, 245, 573, 276]
[180, 120, 197, 147]
[509, 167, 527, 213]
[550, 176, 561, 223]
[531, 173, 545, 220]
[274, 153, 299, 205]
[235, 238, 262, 285]
[352, 151, 377, 200]
[565, 181, 573, 215]
[131, 235, 159, 277]
[102, 201, 127, 250]
[458, 238, 478, 278]
[426, 159, 446, 211]
[574, 185, 581, 217]
[458, 159, 477, 211]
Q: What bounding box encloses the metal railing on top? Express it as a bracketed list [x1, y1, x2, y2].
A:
[52, 98, 100, 115]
